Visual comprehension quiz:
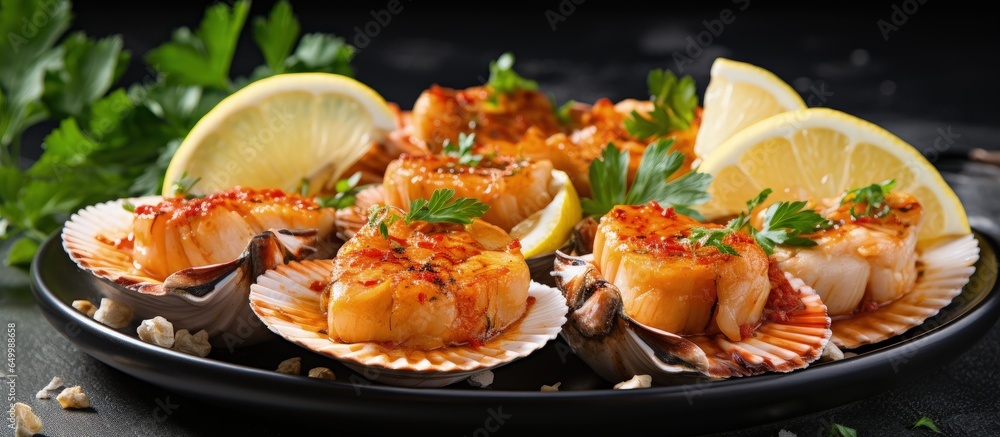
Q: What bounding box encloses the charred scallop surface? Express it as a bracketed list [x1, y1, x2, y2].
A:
[383, 154, 555, 233]
[326, 216, 530, 351]
[594, 203, 771, 342]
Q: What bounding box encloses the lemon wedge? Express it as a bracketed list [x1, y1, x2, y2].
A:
[163, 73, 397, 197]
[510, 170, 583, 258]
[697, 107, 970, 246]
[693, 57, 806, 160]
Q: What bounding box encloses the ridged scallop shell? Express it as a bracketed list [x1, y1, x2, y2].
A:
[61, 197, 334, 347]
[249, 259, 568, 388]
[831, 234, 980, 349]
[553, 252, 831, 384]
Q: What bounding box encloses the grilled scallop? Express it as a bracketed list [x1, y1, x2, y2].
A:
[325, 213, 530, 350]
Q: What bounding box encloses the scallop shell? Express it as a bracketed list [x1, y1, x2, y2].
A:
[553, 252, 831, 384]
[249, 259, 568, 388]
[831, 234, 980, 349]
[61, 197, 335, 347]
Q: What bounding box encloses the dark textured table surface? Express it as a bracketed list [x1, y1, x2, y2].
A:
[3, 2, 999, 436]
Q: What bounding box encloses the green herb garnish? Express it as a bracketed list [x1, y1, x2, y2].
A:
[122, 201, 136, 213]
[487, 52, 537, 96]
[317, 171, 362, 209]
[170, 172, 202, 199]
[553, 98, 576, 125]
[297, 178, 311, 197]
[368, 189, 489, 239]
[624, 69, 698, 139]
[580, 139, 712, 220]
[827, 423, 857, 437]
[442, 133, 487, 166]
[687, 188, 833, 256]
[0, 0, 357, 265]
[913, 416, 941, 433]
[842, 179, 897, 219]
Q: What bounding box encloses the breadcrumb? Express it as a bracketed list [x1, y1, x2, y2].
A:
[13, 402, 43, 437]
[93, 298, 132, 328]
[172, 329, 212, 357]
[613, 374, 652, 389]
[35, 376, 64, 399]
[307, 367, 336, 380]
[137, 316, 175, 348]
[540, 382, 562, 392]
[71, 300, 97, 317]
[56, 386, 90, 409]
[467, 370, 494, 388]
[276, 357, 301, 375]
[820, 342, 845, 362]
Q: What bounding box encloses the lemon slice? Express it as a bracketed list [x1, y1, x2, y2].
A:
[163, 73, 397, 197]
[697, 107, 970, 246]
[510, 170, 583, 258]
[693, 58, 806, 160]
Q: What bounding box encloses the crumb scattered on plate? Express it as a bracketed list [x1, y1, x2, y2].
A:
[276, 357, 301, 375]
[137, 316, 175, 348]
[93, 298, 132, 329]
[468, 370, 494, 388]
[613, 374, 652, 389]
[71, 300, 97, 317]
[172, 329, 212, 357]
[307, 367, 335, 380]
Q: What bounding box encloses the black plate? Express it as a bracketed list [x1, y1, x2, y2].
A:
[30, 230, 1000, 436]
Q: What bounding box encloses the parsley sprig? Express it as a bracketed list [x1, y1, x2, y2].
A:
[580, 139, 712, 220]
[315, 171, 363, 209]
[687, 188, 833, 256]
[170, 172, 202, 199]
[827, 423, 857, 437]
[487, 52, 537, 96]
[442, 133, 488, 166]
[0, 0, 356, 266]
[624, 69, 698, 139]
[368, 189, 489, 239]
[841, 179, 897, 219]
[912, 416, 941, 433]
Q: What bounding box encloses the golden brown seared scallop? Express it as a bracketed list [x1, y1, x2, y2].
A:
[324, 216, 530, 350]
[382, 154, 555, 233]
[131, 187, 336, 281]
[773, 191, 924, 317]
[490, 99, 701, 198]
[411, 85, 562, 152]
[593, 202, 787, 342]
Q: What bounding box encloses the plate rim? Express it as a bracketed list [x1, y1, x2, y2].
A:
[29, 229, 1000, 434]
